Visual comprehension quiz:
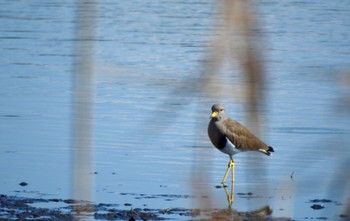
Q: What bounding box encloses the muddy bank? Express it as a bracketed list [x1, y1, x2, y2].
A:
[0, 194, 296, 220]
[0, 194, 161, 221]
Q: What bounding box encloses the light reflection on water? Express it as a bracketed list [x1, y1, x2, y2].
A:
[1, 0, 350, 220]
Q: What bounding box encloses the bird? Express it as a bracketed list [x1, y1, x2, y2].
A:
[208, 104, 274, 185]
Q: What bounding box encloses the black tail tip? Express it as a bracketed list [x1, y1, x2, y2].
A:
[259, 146, 274, 156]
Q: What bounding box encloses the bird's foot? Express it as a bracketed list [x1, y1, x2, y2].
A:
[221, 181, 228, 187]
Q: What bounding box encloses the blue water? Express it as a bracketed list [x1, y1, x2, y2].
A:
[1, 0, 350, 220]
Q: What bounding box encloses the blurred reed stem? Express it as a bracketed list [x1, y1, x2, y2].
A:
[71, 0, 98, 219]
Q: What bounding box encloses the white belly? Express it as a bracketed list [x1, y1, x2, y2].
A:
[219, 137, 241, 156]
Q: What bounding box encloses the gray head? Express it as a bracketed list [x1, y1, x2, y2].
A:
[211, 104, 225, 112]
[210, 104, 226, 120]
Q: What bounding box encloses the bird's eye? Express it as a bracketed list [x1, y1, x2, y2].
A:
[220, 109, 224, 112]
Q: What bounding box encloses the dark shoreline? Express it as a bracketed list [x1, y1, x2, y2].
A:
[0, 194, 297, 220]
[2, 193, 348, 220]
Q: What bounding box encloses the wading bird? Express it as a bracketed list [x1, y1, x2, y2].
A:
[208, 104, 274, 186]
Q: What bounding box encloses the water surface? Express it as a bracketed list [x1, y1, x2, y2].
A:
[1, 0, 350, 220]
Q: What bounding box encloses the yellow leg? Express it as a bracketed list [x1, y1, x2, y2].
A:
[221, 156, 234, 186]
[231, 179, 234, 203]
[231, 158, 235, 184]
[223, 156, 235, 207]
[221, 165, 231, 185]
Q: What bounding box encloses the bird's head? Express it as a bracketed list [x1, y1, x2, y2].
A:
[210, 104, 225, 120]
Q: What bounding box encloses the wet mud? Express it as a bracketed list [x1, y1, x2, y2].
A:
[1, 193, 347, 220]
[0, 193, 295, 221]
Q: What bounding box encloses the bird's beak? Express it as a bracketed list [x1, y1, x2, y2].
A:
[210, 111, 218, 118]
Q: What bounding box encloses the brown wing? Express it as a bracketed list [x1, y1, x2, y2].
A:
[222, 118, 269, 151]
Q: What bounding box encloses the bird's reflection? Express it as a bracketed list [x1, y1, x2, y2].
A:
[218, 177, 273, 220]
[223, 183, 234, 208]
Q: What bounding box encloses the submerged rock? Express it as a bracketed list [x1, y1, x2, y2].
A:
[310, 204, 325, 210]
[19, 182, 28, 186]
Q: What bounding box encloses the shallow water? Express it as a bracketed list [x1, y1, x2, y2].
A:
[1, 0, 350, 220]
